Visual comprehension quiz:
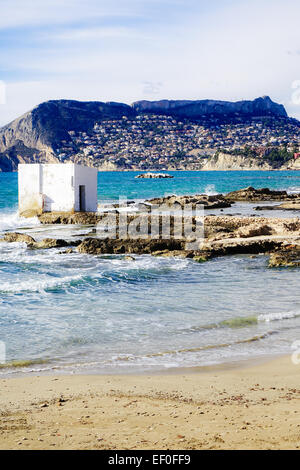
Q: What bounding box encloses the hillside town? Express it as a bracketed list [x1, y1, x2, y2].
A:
[55, 114, 300, 170]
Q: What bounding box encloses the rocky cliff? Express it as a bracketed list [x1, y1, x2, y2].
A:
[201, 152, 273, 171]
[132, 96, 287, 119]
[0, 100, 134, 171]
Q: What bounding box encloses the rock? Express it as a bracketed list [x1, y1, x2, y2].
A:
[38, 212, 103, 225]
[77, 238, 185, 255]
[59, 248, 74, 254]
[269, 246, 300, 267]
[146, 194, 231, 210]
[254, 205, 278, 211]
[8, 213, 300, 264]
[136, 203, 152, 212]
[31, 238, 70, 249]
[0, 231, 72, 250]
[277, 201, 300, 210]
[193, 253, 211, 262]
[135, 173, 173, 179]
[225, 187, 298, 202]
[235, 224, 273, 238]
[151, 249, 211, 260]
[199, 237, 283, 257]
[19, 209, 41, 218]
[255, 201, 300, 211]
[152, 250, 193, 259]
[0, 232, 36, 244]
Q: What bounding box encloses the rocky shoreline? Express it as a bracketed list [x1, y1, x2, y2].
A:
[2, 187, 300, 267]
[2, 219, 300, 267]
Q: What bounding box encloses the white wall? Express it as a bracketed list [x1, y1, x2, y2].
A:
[18, 164, 43, 216]
[74, 164, 98, 212]
[42, 164, 75, 212]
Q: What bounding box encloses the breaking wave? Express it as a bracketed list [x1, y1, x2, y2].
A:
[258, 311, 300, 322]
[185, 311, 300, 333]
[204, 184, 217, 195]
[0, 210, 39, 233]
[0, 274, 84, 293]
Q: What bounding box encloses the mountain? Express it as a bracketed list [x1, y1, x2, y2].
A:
[0, 100, 134, 171]
[132, 96, 288, 119]
[0, 96, 295, 172]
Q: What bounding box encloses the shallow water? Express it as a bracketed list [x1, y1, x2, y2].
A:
[0, 170, 300, 376]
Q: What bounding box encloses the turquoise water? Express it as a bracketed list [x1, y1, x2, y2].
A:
[0, 170, 300, 375]
[2, 170, 300, 209]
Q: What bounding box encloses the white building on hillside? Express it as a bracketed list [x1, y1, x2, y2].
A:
[18, 163, 98, 216]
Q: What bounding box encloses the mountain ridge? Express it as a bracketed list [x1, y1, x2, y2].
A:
[0, 96, 297, 172]
[132, 96, 288, 119]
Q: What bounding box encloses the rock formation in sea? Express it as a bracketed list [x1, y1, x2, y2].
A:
[135, 173, 173, 179]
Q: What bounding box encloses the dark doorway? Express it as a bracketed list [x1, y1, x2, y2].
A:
[79, 185, 86, 212]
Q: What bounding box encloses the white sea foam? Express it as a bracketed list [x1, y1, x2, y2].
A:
[0, 210, 39, 233]
[258, 311, 300, 323]
[0, 274, 83, 293]
[204, 184, 217, 195]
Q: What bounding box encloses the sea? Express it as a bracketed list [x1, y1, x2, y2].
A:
[1, 170, 300, 377]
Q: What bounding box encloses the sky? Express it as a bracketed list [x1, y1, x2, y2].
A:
[0, 0, 300, 125]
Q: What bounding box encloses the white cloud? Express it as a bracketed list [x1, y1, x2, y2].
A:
[0, 0, 142, 29]
[50, 27, 139, 42]
[1, 0, 300, 124]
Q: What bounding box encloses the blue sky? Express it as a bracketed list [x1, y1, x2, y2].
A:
[0, 0, 300, 125]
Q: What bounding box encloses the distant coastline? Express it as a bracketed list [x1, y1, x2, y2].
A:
[0, 96, 299, 173]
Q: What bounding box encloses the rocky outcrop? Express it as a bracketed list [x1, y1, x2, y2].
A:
[4, 213, 300, 267]
[254, 201, 300, 211]
[199, 215, 300, 258]
[32, 238, 70, 249]
[199, 237, 284, 257]
[146, 194, 231, 209]
[200, 153, 272, 171]
[269, 246, 300, 267]
[151, 249, 212, 261]
[33, 188, 300, 230]
[281, 158, 300, 170]
[132, 96, 287, 119]
[0, 232, 72, 249]
[135, 173, 173, 179]
[0, 232, 36, 244]
[11, 185, 300, 265]
[235, 223, 274, 238]
[277, 201, 300, 210]
[225, 187, 299, 202]
[204, 215, 300, 238]
[77, 238, 186, 255]
[38, 211, 104, 225]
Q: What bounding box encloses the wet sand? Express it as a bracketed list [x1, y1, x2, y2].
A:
[0, 355, 299, 450]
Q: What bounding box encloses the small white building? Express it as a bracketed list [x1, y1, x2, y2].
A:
[18, 163, 98, 216]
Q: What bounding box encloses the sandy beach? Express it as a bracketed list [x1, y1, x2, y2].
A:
[0, 355, 299, 450]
